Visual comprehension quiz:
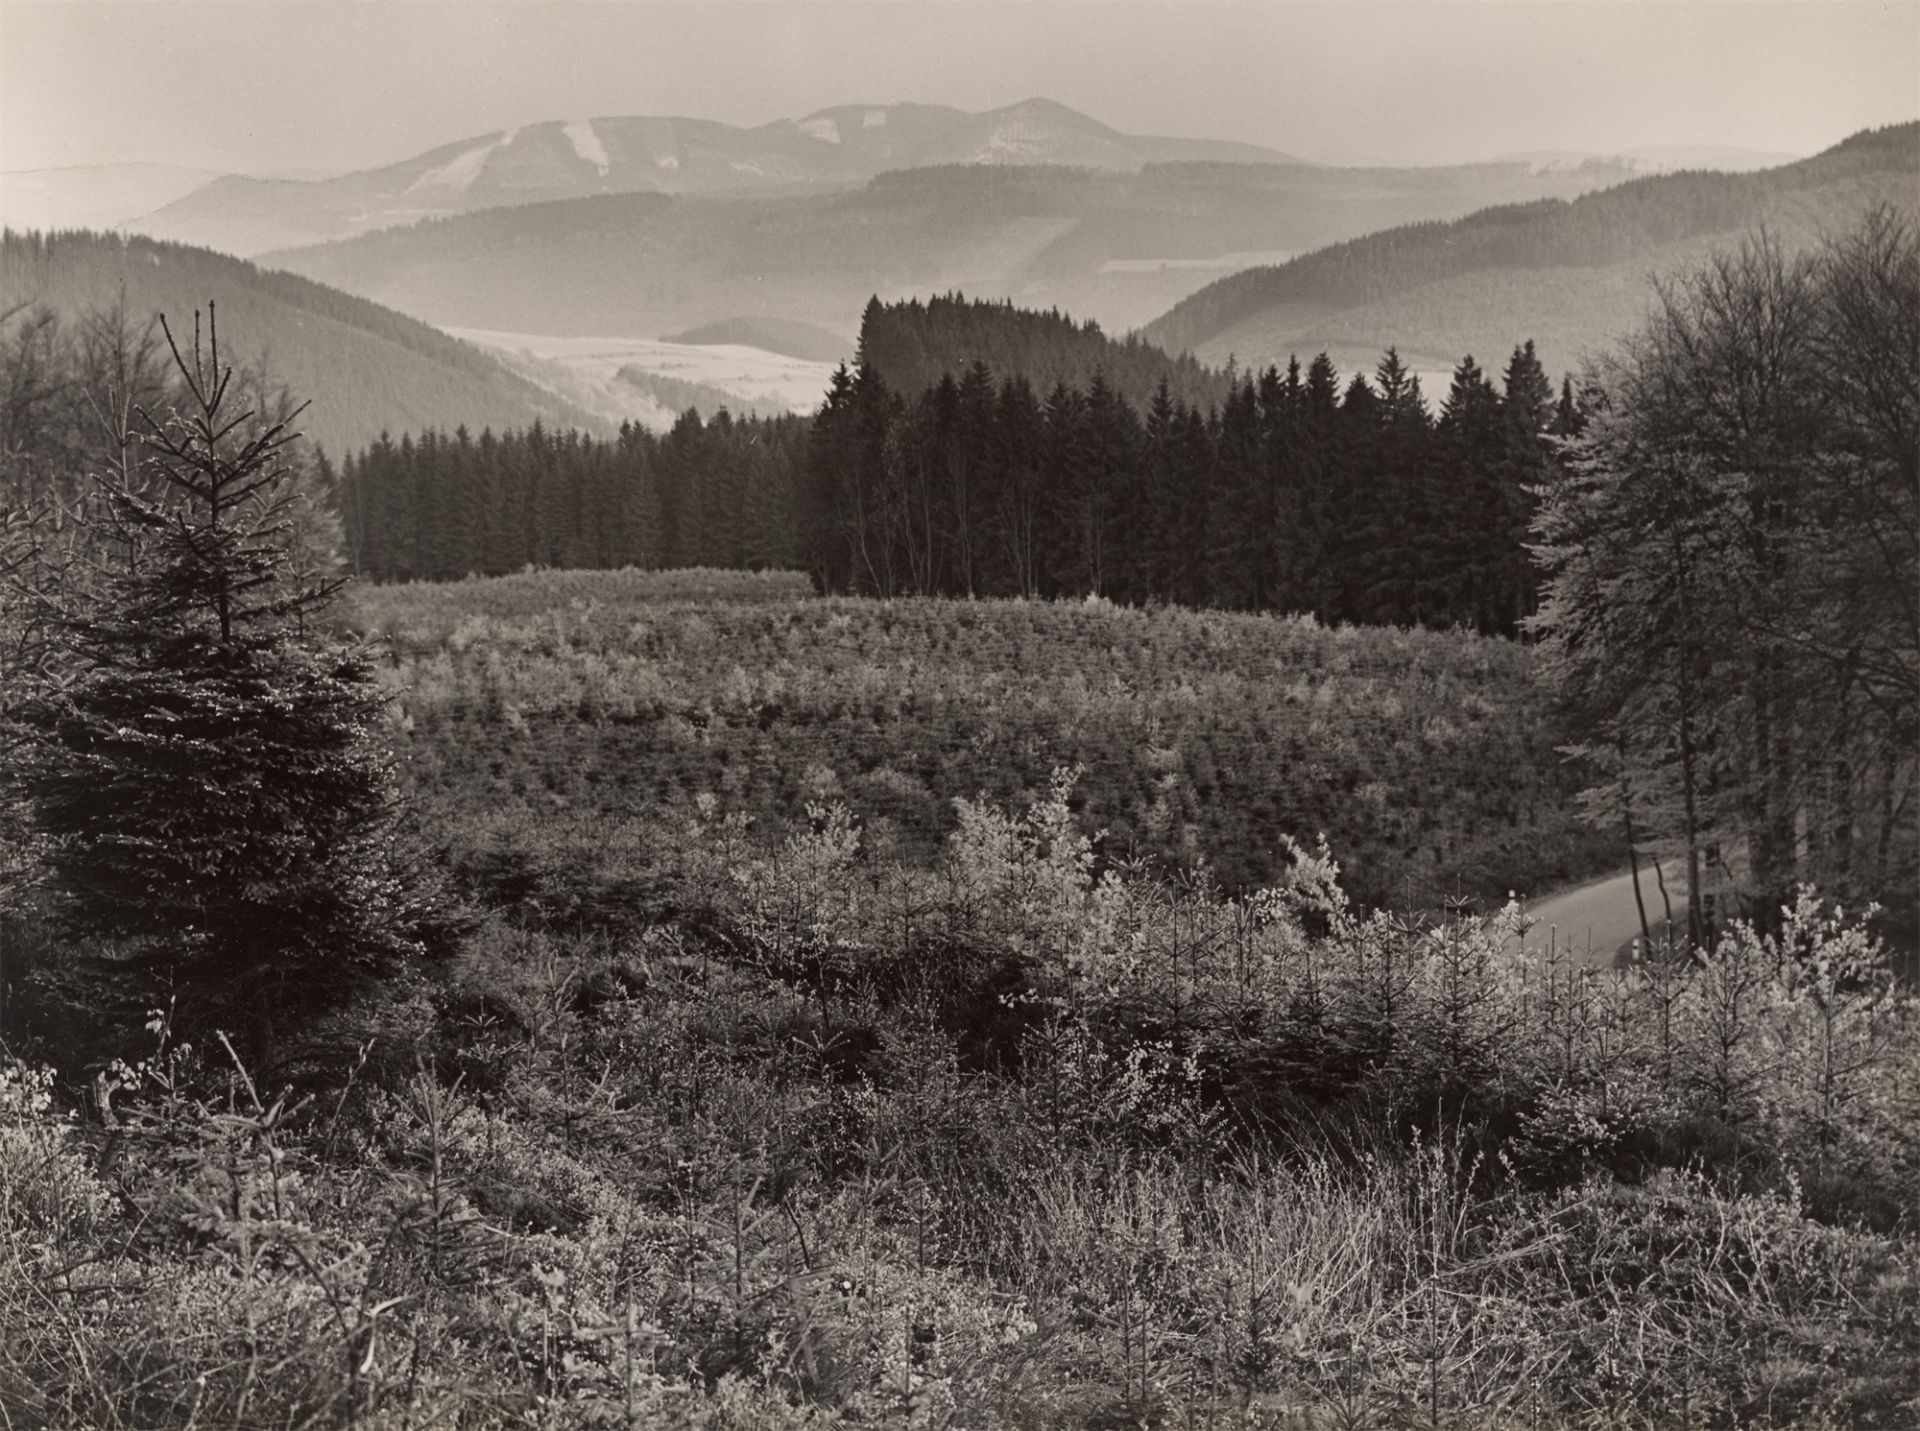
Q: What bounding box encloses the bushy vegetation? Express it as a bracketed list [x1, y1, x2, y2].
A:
[347, 568, 1615, 913]
[2, 769, 1915, 1428]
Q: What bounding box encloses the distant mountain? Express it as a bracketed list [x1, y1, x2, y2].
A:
[0, 230, 607, 455]
[1143, 123, 1920, 383]
[1494, 145, 1801, 175]
[259, 156, 1650, 342]
[0, 163, 222, 234]
[132, 99, 1306, 257]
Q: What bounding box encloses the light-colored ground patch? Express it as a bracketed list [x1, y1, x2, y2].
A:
[563, 120, 610, 176]
[407, 139, 501, 194]
[1099, 250, 1295, 274]
[449, 327, 840, 432]
[1502, 866, 1691, 969]
[797, 117, 841, 144]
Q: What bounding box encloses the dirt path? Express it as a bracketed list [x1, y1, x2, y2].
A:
[1501, 865, 1690, 969]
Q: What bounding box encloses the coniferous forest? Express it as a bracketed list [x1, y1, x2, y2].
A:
[342, 309, 1564, 637]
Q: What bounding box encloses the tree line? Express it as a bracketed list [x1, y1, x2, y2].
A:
[806, 340, 1572, 635]
[336, 330, 1570, 639]
[334, 409, 810, 581]
[1531, 207, 1918, 945]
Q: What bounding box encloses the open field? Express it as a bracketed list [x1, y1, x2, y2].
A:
[448, 327, 841, 431]
[349, 568, 1620, 919]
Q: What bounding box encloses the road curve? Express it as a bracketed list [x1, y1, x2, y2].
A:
[1501, 866, 1690, 969]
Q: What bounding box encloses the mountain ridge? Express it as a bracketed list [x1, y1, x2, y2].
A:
[1142, 121, 1920, 380]
[256, 154, 1660, 342]
[131, 98, 1307, 257]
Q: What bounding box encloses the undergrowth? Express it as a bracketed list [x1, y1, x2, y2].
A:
[4, 770, 1916, 1428]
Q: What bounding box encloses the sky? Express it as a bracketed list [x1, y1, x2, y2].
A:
[2, 0, 1916, 176]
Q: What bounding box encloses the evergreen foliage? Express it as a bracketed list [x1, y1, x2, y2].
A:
[354, 568, 1618, 914]
[808, 336, 1557, 635]
[10, 307, 431, 1050]
[857, 293, 1231, 412]
[338, 319, 1557, 637]
[335, 410, 811, 580]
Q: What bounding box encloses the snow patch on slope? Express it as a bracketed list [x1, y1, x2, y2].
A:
[797, 117, 841, 144]
[408, 139, 501, 193]
[563, 120, 611, 176]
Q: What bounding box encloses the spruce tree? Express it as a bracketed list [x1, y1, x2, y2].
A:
[17, 308, 429, 1056]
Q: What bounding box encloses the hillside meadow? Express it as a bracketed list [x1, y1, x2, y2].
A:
[6, 567, 1916, 1429]
[347, 568, 1617, 922]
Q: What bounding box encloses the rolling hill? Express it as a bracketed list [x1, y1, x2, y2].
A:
[0, 162, 224, 235]
[1144, 122, 1920, 382]
[259, 155, 1658, 343]
[0, 230, 606, 455]
[131, 98, 1305, 258]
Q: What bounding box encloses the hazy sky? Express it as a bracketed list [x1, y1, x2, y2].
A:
[2, 1, 1916, 175]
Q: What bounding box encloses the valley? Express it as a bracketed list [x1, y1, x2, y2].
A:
[2, 19, 1917, 1424]
[254, 152, 1666, 343]
[448, 326, 843, 431]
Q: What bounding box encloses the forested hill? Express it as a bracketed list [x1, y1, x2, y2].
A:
[1144, 122, 1920, 377]
[857, 294, 1231, 412]
[0, 229, 605, 455]
[261, 156, 1659, 341]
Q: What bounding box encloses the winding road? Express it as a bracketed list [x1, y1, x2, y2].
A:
[1501, 865, 1690, 969]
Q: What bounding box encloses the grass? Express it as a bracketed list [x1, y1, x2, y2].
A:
[348, 567, 1618, 919]
[5, 567, 1914, 1428]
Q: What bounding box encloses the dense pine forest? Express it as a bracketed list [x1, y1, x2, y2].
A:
[856, 293, 1232, 412]
[337, 411, 811, 580]
[344, 322, 1565, 637]
[807, 337, 1563, 633]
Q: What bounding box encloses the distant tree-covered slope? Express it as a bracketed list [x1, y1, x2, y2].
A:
[260, 156, 1658, 340]
[1145, 123, 1920, 377]
[857, 293, 1232, 411]
[0, 229, 605, 455]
